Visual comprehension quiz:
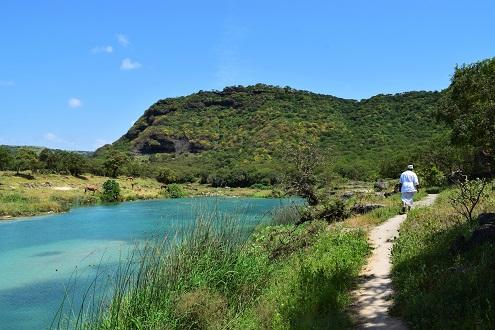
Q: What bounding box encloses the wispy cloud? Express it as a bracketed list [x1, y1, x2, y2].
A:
[0, 80, 15, 87]
[68, 97, 83, 108]
[117, 34, 130, 47]
[120, 58, 142, 70]
[91, 45, 113, 54]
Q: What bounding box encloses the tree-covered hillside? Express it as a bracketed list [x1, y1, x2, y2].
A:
[98, 84, 445, 181]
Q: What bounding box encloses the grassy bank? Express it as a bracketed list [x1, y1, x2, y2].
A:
[54, 206, 370, 329]
[0, 171, 274, 218]
[391, 190, 495, 329]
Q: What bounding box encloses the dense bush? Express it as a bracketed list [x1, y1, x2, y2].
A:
[100, 179, 121, 202]
[165, 183, 185, 198]
[300, 199, 350, 224]
[156, 168, 177, 184]
[0, 146, 14, 170]
[418, 165, 446, 187]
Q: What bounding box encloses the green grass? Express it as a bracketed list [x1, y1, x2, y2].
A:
[53, 207, 369, 329]
[0, 171, 272, 218]
[391, 191, 495, 329]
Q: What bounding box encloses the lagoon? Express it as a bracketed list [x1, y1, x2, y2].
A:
[0, 197, 296, 330]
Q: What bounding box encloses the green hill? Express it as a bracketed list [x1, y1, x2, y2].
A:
[98, 84, 446, 182]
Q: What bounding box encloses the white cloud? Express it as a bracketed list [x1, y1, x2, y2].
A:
[117, 34, 130, 47]
[68, 97, 83, 108]
[0, 80, 15, 87]
[120, 58, 142, 70]
[91, 45, 113, 54]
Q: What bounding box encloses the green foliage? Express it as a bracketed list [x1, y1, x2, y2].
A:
[156, 167, 177, 184]
[425, 186, 442, 194]
[100, 179, 121, 203]
[417, 165, 446, 187]
[392, 192, 495, 329]
[64, 153, 86, 176]
[55, 210, 369, 330]
[448, 178, 487, 222]
[250, 183, 271, 190]
[283, 141, 323, 205]
[242, 225, 369, 329]
[14, 147, 39, 173]
[437, 57, 495, 176]
[165, 183, 185, 198]
[102, 151, 130, 178]
[0, 146, 14, 170]
[96, 84, 445, 184]
[270, 205, 303, 225]
[301, 199, 350, 224]
[438, 58, 495, 150]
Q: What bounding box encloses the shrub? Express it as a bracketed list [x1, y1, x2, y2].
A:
[419, 165, 446, 187]
[101, 179, 121, 203]
[166, 183, 185, 198]
[448, 178, 487, 222]
[300, 199, 349, 224]
[425, 186, 442, 194]
[250, 183, 271, 190]
[156, 168, 177, 184]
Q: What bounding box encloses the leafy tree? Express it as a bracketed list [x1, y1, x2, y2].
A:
[39, 148, 58, 171]
[64, 152, 86, 176]
[101, 179, 121, 202]
[0, 146, 14, 170]
[156, 167, 177, 184]
[437, 58, 495, 175]
[282, 142, 323, 206]
[14, 148, 39, 173]
[418, 165, 446, 187]
[103, 152, 130, 178]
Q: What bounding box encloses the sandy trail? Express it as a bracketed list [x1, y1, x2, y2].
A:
[352, 194, 438, 329]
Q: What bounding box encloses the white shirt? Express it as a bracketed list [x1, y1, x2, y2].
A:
[400, 170, 419, 192]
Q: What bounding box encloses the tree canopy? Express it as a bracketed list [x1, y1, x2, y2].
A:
[438, 57, 495, 176]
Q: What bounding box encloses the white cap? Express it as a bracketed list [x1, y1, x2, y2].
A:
[407, 164, 414, 170]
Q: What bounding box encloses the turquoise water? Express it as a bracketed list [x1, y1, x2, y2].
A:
[0, 197, 296, 330]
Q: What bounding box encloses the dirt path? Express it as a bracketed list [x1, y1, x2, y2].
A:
[352, 194, 438, 329]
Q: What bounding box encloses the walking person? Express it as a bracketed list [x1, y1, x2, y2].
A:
[399, 164, 419, 214]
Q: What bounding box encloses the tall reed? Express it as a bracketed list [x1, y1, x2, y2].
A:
[52, 206, 268, 329]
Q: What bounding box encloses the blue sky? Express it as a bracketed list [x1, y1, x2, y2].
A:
[0, 0, 494, 151]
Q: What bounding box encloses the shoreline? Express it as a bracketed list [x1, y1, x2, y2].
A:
[0, 190, 277, 222]
[0, 171, 276, 220]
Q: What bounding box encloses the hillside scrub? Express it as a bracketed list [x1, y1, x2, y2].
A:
[53, 207, 369, 329]
[391, 190, 495, 329]
[96, 84, 447, 183]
